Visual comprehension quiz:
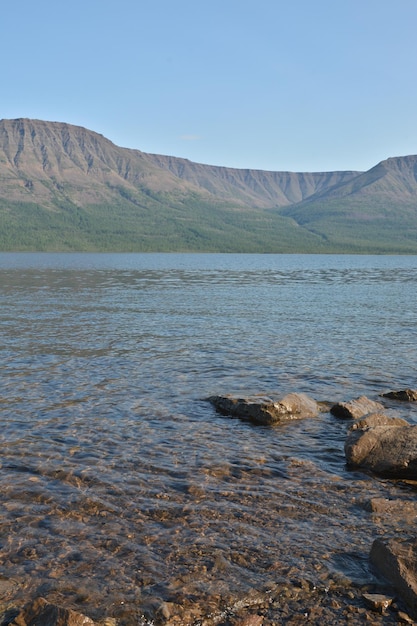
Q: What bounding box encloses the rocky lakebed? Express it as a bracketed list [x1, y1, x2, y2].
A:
[2, 388, 417, 625]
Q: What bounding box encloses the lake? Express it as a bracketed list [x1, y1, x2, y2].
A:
[1, 253, 417, 624]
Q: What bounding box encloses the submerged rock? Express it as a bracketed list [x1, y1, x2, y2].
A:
[229, 616, 263, 626]
[344, 413, 417, 478]
[365, 497, 417, 519]
[381, 389, 417, 402]
[362, 593, 393, 613]
[207, 392, 318, 426]
[330, 395, 385, 419]
[11, 597, 96, 625]
[370, 537, 417, 619]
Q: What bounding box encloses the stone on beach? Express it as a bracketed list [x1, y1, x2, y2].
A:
[10, 597, 96, 626]
[330, 395, 385, 419]
[207, 392, 318, 425]
[381, 389, 417, 402]
[345, 412, 417, 478]
[370, 537, 417, 619]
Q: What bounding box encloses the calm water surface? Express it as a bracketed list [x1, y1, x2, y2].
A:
[1, 253, 417, 624]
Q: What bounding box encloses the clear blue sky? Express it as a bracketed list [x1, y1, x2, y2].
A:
[2, 0, 417, 172]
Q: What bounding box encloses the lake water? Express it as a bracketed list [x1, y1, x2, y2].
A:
[1, 253, 417, 624]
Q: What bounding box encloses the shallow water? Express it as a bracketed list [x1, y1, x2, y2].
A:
[1, 253, 417, 624]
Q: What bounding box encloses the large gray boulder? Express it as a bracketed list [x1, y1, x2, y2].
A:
[330, 395, 385, 419]
[344, 413, 417, 478]
[370, 537, 417, 619]
[207, 392, 318, 426]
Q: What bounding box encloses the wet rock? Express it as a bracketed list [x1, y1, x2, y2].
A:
[10, 597, 96, 625]
[350, 413, 408, 431]
[330, 396, 385, 419]
[370, 537, 417, 619]
[207, 393, 318, 426]
[362, 593, 393, 613]
[365, 497, 417, 519]
[229, 615, 263, 626]
[345, 413, 417, 478]
[397, 610, 416, 623]
[381, 389, 417, 402]
[138, 595, 176, 623]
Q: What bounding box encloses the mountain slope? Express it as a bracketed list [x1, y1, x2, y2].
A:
[0, 118, 416, 252]
[0, 119, 333, 252]
[280, 155, 417, 252]
[0, 118, 359, 209]
[145, 153, 359, 208]
[0, 118, 204, 206]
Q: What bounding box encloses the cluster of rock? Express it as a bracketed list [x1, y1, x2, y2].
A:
[208, 389, 417, 477]
[5, 597, 100, 626]
[208, 387, 417, 621]
[329, 392, 417, 478]
[332, 389, 417, 622]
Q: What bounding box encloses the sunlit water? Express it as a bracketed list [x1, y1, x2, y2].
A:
[1, 253, 417, 624]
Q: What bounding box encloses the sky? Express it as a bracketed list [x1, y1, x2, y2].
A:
[1, 0, 417, 173]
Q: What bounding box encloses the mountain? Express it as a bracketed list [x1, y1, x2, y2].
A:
[0, 118, 416, 252]
[280, 155, 417, 252]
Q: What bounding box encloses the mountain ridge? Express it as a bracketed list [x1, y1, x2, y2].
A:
[144, 152, 361, 208]
[0, 118, 416, 252]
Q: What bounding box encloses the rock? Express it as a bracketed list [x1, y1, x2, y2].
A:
[370, 537, 417, 619]
[365, 497, 417, 519]
[350, 413, 408, 431]
[330, 395, 385, 419]
[397, 610, 416, 623]
[362, 592, 393, 612]
[229, 615, 263, 626]
[381, 389, 417, 402]
[11, 597, 96, 626]
[344, 413, 417, 478]
[207, 392, 318, 426]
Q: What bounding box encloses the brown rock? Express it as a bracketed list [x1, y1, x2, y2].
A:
[207, 393, 318, 425]
[345, 414, 417, 478]
[397, 610, 416, 623]
[351, 413, 408, 431]
[362, 592, 393, 612]
[11, 597, 96, 626]
[382, 389, 417, 402]
[330, 395, 385, 419]
[230, 615, 263, 626]
[370, 537, 417, 619]
[365, 497, 417, 518]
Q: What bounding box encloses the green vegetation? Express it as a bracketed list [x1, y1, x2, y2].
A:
[2, 189, 417, 253]
[279, 197, 417, 254]
[0, 193, 322, 252]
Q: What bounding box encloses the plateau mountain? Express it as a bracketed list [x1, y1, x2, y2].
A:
[0, 118, 416, 252]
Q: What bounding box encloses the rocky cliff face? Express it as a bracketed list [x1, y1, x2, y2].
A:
[145, 152, 360, 207]
[0, 118, 199, 207]
[0, 118, 360, 210]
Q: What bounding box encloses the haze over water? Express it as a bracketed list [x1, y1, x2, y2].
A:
[1, 253, 417, 624]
